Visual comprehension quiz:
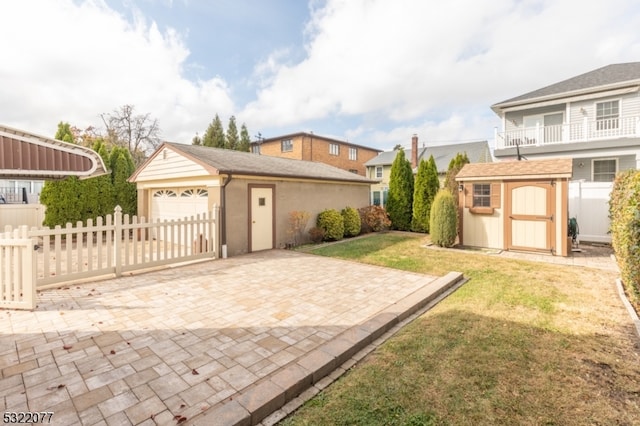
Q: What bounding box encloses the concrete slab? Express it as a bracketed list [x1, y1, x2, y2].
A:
[0, 249, 463, 425]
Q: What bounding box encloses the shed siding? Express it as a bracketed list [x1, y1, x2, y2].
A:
[461, 182, 504, 249]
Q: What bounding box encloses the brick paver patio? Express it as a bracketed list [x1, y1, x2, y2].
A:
[0, 250, 453, 425]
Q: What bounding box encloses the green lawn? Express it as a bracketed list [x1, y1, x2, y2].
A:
[284, 233, 640, 425]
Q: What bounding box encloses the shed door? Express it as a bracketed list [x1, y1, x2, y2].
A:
[505, 182, 555, 254]
[249, 186, 274, 252]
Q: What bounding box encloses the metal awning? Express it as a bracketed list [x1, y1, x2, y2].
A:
[0, 124, 109, 180]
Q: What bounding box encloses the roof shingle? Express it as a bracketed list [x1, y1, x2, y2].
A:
[456, 158, 573, 180]
[165, 143, 375, 183]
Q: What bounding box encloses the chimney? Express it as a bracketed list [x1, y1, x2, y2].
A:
[411, 134, 418, 169]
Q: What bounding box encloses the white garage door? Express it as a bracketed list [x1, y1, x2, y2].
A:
[151, 188, 209, 242]
[151, 188, 209, 221]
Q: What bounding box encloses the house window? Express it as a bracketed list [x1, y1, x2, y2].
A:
[375, 166, 383, 178]
[596, 100, 619, 130]
[372, 191, 381, 206]
[349, 147, 357, 160]
[592, 159, 617, 182]
[329, 143, 339, 155]
[251, 145, 260, 154]
[472, 183, 491, 207]
[281, 139, 293, 152]
[349, 169, 358, 174]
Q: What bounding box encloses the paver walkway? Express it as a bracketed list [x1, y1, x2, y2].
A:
[0, 250, 456, 425]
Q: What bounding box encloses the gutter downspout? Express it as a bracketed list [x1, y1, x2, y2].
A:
[221, 174, 232, 258]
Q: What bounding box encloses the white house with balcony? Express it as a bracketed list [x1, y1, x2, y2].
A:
[492, 62, 640, 182]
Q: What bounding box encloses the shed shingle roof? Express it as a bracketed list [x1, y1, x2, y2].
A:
[162, 143, 375, 183]
[456, 158, 572, 181]
[493, 62, 640, 109]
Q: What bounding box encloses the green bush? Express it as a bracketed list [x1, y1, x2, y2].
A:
[429, 189, 457, 247]
[341, 207, 361, 237]
[358, 206, 391, 233]
[317, 209, 344, 241]
[609, 169, 640, 311]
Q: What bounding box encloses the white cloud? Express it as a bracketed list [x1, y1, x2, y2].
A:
[0, 0, 234, 142]
[243, 0, 640, 147]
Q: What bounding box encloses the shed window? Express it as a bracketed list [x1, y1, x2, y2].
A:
[473, 184, 491, 207]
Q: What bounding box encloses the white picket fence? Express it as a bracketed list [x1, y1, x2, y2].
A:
[0, 205, 219, 310]
[568, 181, 612, 244]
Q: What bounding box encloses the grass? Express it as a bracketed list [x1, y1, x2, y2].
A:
[283, 233, 640, 425]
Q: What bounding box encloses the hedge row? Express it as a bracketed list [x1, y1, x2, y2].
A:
[609, 169, 640, 312]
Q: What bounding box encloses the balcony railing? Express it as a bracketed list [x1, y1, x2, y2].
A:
[495, 116, 640, 150]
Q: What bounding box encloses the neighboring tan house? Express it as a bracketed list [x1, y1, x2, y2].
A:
[250, 132, 382, 176]
[492, 62, 640, 182]
[364, 134, 492, 207]
[130, 143, 374, 257]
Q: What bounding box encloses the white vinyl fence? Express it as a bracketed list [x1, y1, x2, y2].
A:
[0, 205, 219, 310]
[568, 181, 612, 244]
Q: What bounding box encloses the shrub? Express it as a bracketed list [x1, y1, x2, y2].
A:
[308, 226, 325, 243]
[429, 189, 457, 247]
[386, 149, 414, 231]
[358, 206, 391, 233]
[609, 169, 640, 310]
[286, 210, 311, 247]
[341, 207, 361, 237]
[317, 209, 344, 241]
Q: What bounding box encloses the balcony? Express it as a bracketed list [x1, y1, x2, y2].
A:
[495, 116, 640, 150]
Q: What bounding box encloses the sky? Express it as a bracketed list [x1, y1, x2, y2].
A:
[3, 0, 640, 152]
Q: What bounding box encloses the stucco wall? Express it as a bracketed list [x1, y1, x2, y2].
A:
[223, 177, 370, 256]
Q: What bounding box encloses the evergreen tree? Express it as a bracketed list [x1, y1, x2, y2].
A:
[386, 149, 414, 231]
[225, 116, 239, 150]
[192, 133, 202, 145]
[110, 147, 137, 216]
[411, 155, 439, 233]
[202, 114, 225, 148]
[91, 140, 115, 218]
[238, 124, 251, 152]
[41, 122, 83, 227]
[444, 152, 470, 204]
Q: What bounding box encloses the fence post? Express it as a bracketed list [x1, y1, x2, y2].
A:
[114, 205, 122, 277]
[212, 204, 219, 259]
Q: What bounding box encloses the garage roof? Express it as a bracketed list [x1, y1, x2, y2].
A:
[456, 158, 573, 181]
[132, 142, 375, 183]
[0, 124, 109, 179]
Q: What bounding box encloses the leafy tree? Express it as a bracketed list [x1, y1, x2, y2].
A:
[444, 152, 470, 203]
[429, 189, 457, 247]
[55, 121, 74, 143]
[100, 104, 160, 165]
[412, 155, 439, 233]
[225, 116, 239, 150]
[386, 149, 414, 231]
[202, 114, 225, 148]
[238, 124, 251, 152]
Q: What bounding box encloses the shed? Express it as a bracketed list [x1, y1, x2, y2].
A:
[455, 158, 573, 256]
[130, 143, 374, 256]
